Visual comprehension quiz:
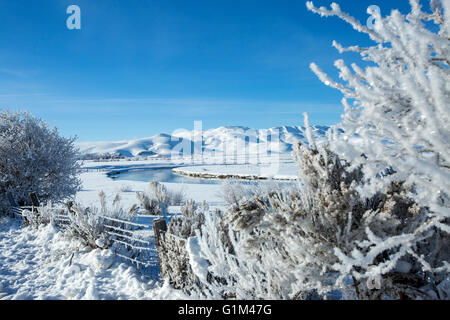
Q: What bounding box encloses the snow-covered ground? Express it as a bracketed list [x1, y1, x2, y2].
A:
[0, 217, 190, 300]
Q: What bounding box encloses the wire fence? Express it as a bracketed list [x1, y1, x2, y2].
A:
[11, 205, 165, 279]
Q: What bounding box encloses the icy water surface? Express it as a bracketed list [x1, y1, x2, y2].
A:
[107, 167, 220, 185]
[107, 167, 297, 186]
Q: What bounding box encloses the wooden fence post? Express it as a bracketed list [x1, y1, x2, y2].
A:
[66, 201, 75, 214]
[29, 192, 40, 207]
[153, 219, 168, 278]
[153, 219, 167, 246]
[152, 219, 202, 293]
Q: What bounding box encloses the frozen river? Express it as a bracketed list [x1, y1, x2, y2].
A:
[106, 167, 220, 185]
[106, 166, 297, 186]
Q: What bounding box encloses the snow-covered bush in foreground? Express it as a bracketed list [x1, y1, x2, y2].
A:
[307, 0, 450, 212]
[305, 0, 450, 298]
[0, 111, 81, 213]
[188, 137, 448, 299]
[182, 1, 449, 299]
[0, 219, 166, 300]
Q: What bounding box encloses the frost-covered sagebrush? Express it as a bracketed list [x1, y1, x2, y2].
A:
[136, 181, 184, 216]
[307, 0, 450, 213]
[188, 135, 447, 299]
[168, 200, 206, 239]
[66, 191, 138, 249]
[21, 202, 63, 227]
[306, 0, 450, 298]
[0, 111, 81, 213]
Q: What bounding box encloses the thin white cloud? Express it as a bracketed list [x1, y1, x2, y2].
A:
[33, 96, 341, 116]
[0, 68, 28, 78]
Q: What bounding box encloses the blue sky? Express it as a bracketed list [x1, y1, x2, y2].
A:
[0, 0, 412, 141]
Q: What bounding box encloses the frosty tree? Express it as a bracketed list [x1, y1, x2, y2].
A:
[307, 0, 449, 212]
[305, 0, 450, 297]
[0, 111, 81, 212]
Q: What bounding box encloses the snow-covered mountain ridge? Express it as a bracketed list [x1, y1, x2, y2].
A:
[76, 125, 329, 159]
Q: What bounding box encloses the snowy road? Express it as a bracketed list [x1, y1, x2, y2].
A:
[0, 217, 186, 300]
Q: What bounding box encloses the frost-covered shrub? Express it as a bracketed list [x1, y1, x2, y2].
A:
[168, 187, 186, 206]
[0, 111, 81, 213]
[168, 200, 207, 239]
[189, 139, 445, 299]
[66, 204, 108, 249]
[136, 181, 184, 215]
[189, 141, 364, 299]
[119, 184, 133, 193]
[306, 0, 450, 214]
[136, 191, 162, 216]
[21, 202, 62, 227]
[66, 191, 138, 249]
[305, 0, 450, 298]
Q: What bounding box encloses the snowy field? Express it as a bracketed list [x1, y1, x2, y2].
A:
[0, 216, 191, 300]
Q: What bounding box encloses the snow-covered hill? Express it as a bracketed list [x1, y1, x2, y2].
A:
[76, 125, 328, 159]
